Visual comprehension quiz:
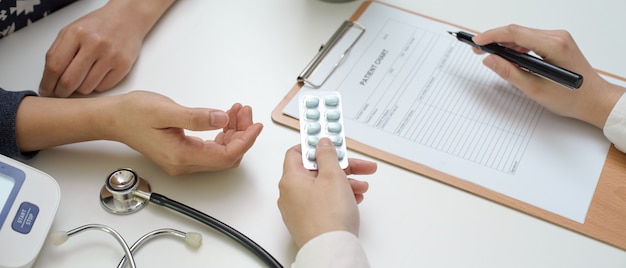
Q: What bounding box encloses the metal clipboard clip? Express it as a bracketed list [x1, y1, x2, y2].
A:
[297, 20, 366, 89]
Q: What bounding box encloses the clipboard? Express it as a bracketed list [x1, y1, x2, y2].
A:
[272, 0, 626, 251]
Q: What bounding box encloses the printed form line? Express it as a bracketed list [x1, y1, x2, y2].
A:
[347, 19, 542, 174]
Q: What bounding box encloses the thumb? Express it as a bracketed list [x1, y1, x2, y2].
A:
[164, 106, 230, 131]
[315, 138, 344, 178]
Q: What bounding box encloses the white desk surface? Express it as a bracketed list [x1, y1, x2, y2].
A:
[1, 1, 625, 267]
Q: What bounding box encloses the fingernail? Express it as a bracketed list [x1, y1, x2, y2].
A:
[472, 34, 483, 44]
[210, 111, 229, 127]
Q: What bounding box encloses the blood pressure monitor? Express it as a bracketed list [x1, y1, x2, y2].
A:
[0, 155, 60, 268]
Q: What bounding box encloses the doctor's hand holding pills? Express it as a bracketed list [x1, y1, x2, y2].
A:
[277, 139, 376, 248]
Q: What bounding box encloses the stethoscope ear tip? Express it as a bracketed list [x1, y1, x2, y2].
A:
[185, 232, 203, 248]
[49, 231, 69, 246]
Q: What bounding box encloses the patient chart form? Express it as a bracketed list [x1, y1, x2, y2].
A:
[284, 2, 616, 223]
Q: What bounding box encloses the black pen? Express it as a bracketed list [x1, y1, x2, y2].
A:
[448, 31, 583, 90]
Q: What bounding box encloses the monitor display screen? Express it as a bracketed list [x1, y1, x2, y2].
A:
[0, 172, 14, 211]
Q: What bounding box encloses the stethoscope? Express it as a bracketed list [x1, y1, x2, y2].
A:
[52, 168, 283, 268]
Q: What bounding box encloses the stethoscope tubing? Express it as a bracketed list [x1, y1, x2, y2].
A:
[117, 228, 188, 268]
[57, 224, 138, 268]
[53, 224, 201, 268]
[149, 192, 283, 268]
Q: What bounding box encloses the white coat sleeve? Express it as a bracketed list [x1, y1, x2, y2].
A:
[291, 231, 370, 268]
[604, 93, 626, 153]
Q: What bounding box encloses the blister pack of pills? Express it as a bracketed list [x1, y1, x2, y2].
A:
[298, 90, 348, 170]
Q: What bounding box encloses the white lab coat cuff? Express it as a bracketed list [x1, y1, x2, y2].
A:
[604, 93, 626, 153]
[292, 231, 370, 268]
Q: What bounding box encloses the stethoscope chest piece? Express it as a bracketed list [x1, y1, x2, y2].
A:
[100, 168, 151, 215]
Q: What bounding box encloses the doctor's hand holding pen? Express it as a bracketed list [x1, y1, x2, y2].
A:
[15, 90, 263, 176]
[470, 24, 625, 130]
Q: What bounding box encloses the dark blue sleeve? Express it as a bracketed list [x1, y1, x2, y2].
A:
[0, 88, 39, 160]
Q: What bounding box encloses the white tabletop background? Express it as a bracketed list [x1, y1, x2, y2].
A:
[1, 0, 625, 267]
